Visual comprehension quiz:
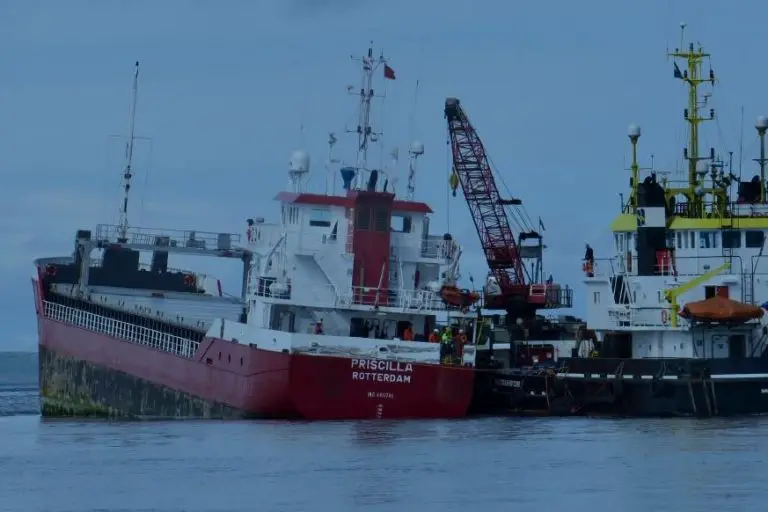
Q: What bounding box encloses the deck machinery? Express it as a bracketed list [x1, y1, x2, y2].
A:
[444, 98, 573, 317]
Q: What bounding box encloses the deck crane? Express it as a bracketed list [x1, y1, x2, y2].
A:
[444, 97, 572, 317]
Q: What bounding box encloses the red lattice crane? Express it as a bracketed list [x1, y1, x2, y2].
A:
[444, 97, 572, 314]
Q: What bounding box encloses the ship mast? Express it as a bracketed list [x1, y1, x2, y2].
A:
[666, 25, 723, 217]
[348, 45, 387, 190]
[118, 61, 141, 241]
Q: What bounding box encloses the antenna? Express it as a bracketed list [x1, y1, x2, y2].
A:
[406, 141, 424, 200]
[347, 43, 391, 190]
[325, 132, 338, 195]
[118, 61, 140, 242]
[739, 105, 745, 181]
[667, 25, 721, 216]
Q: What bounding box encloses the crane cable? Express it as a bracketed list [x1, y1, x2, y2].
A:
[445, 139, 451, 232]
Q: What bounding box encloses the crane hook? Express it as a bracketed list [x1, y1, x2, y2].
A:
[449, 170, 459, 197]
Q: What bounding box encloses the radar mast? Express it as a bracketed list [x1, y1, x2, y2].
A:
[666, 24, 726, 218]
[347, 44, 392, 190]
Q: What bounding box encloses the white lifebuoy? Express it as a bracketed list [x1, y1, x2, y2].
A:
[661, 310, 669, 325]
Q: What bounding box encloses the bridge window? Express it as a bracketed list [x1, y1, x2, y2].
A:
[722, 230, 742, 249]
[309, 209, 332, 228]
[392, 215, 412, 233]
[699, 231, 719, 249]
[676, 232, 682, 249]
[745, 230, 764, 248]
[283, 206, 299, 224]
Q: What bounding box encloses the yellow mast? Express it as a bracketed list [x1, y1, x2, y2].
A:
[665, 26, 726, 218]
[627, 124, 641, 212]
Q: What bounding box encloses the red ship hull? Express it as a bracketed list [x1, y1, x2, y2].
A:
[37, 314, 475, 420]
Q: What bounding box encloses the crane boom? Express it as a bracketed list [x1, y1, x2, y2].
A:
[445, 98, 528, 300]
[445, 97, 573, 314]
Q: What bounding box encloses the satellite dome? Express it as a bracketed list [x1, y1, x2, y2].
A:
[757, 116, 768, 130]
[289, 150, 310, 173]
[627, 123, 641, 139]
[409, 140, 425, 156]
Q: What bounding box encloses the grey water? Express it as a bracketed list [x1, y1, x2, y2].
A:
[1, 351, 767, 512]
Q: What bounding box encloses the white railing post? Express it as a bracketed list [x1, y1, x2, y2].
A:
[43, 301, 199, 358]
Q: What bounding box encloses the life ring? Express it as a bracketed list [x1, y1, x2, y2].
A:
[661, 309, 669, 325]
[45, 264, 57, 276]
[184, 274, 195, 287]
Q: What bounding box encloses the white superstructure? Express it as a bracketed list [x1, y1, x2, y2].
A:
[583, 31, 768, 362]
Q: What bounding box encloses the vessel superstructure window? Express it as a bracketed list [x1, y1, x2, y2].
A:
[745, 230, 765, 248]
[689, 232, 695, 248]
[722, 230, 742, 249]
[392, 215, 412, 233]
[374, 208, 389, 232]
[356, 206, 371, 230]
[593, 291, 600, 304]
[329, 221, 338, 240]
[676, 232, 682, 249]
[309, 209, 332, 228]
[699, 231, 718, 248]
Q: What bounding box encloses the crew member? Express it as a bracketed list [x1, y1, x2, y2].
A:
[455, 329, 468, 359]
[403, 325, 414, 341]
[440, 327, 454, 363]
[428, 329, 440, 343]
[584, 243, 595, 277]
[314, 319, 324, 335]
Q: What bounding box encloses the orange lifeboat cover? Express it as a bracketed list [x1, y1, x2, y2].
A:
[678, 296, 764, 323]
[439, 285, 480, 308]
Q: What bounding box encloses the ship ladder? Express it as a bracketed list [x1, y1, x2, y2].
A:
[685, 368, 717, 417]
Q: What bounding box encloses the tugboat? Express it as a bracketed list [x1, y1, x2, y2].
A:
[549, 27, 768, 416]
[34, 48, 478, 421]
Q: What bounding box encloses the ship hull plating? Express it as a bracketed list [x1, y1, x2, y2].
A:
[478, 358, 768, 417]
[38, 316, 474, 420]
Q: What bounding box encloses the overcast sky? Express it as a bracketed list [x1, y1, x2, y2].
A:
[3, 0, 768, 350]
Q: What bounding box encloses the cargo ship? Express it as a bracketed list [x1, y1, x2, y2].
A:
[34, 48, 478, 420]
[479, 26, 768, 417]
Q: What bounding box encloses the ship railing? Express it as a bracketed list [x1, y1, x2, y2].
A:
[583, 257, 619, 278]
[420, 236, 457, 260]
[94, 224, 242, 252]
[586, 255, 745, 280]
[245, 222, 283, 247]
[673, 200, 768, 219]
[529, 284, 574, 309]
[250, 280, 456, 311]
[43, 300, 200, 358]
[344, 286, 445, 311]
